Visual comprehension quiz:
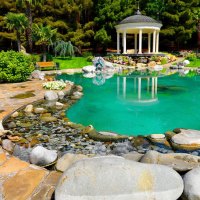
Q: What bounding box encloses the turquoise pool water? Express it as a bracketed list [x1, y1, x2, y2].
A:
[57, 72, 200, 136]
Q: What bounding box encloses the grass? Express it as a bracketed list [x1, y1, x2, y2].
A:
[53, 57, 92, 69]
[187, 58, 200, 68]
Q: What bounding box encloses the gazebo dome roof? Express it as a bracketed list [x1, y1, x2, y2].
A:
[119, 10, 161, 25]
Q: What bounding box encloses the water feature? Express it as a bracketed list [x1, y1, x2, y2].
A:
[57, 70, 200, 136]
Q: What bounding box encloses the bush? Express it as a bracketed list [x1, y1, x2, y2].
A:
[161, 57, 168, 65]
[86, 55, 94, 62]
[0, 50, 34, 83]
[186, 53, 197, 61]
[82, 51, 93, 57]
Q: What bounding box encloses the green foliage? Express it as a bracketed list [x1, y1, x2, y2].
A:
[0, 50, 34, 83]
[54, 40, 75, 58]
[82, 51, 93, 57]
[161, 57, 168, 65]
[94, 28, 111, 48]
[186, 53, 197, 61]
[53, 56, 92, 69]
[86, 55, 94, 62]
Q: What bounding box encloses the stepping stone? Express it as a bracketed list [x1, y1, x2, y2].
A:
[171, 129, 200, 151]
[55, 156, 183, 200]
[2, 168, 48, 200]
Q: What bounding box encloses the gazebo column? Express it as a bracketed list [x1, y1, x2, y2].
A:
[123, 31, 127, 54]
[138, 29, 142, 54]
[148, 33, 151, 53]
[117, 31, 120, 54]
[153, 30, 156, 53]
[156, 31, 159, 53]
[134, 34, 137, 54]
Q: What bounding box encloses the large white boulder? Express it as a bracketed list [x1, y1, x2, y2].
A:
[29, 146, 57, 166]
[82, 65, 96, 73]
[55, 156, 183, 200]
[183, 167, 200, 200]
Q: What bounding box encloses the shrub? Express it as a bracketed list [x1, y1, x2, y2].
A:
[82, 51, 93, 57]
[161, 57, 168, 65]
[42, 80, 66, 90]
[0, 50, 34, 83]
[86, 55, 94, 62]
[186, 53, 197, 61]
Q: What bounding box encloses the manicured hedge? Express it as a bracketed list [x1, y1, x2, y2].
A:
[0, 50, 34, 83]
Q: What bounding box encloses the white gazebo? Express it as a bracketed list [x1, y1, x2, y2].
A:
[115, 9, 162, 54]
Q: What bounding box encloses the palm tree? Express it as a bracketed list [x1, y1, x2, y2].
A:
[33, 24, 57, 61]
[5, 12, 28, 52]
[16, 0, 44, 53]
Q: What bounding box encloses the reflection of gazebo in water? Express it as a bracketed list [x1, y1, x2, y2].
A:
[115, 8, 163, 56]
[117, 75, 158, 103]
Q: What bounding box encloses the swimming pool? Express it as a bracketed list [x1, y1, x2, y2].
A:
[57, 71, 200, 136]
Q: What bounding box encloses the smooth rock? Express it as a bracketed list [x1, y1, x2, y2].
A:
[34, 107, 47, 114]
[82, 65, 95, 73]
[140, 150, 200, 172]
[24, 104, 33, 113]
[31, 70, 45, 80]
[56, 153, 87, 172]
[76, 85, 83, 92]
[44, 91, 58, 101]
[40, 116, 57, 122]
[183, 167, 200, 200]
[171, 129, 200, 151]
[150, 134, 165, 139]
[11, 111, 19, 118]
[7, 121, 16, 129]
[111, 142, 134, 155]
[55, 156, 183, 200]
[2, 139, 14, 152]
[58, 91, 65, 100]
[30, 146, 57, 166]
[123, 151, 144, 162]
[56, 102, 64, 110]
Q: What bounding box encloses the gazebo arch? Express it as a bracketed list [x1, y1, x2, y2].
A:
[115, 9, 162, 55]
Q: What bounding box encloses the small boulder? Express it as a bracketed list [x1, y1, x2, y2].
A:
[40, 116, 57, 122]
[56, 153, 87, 172]
[56, 102, 64, 110]
[57, 91, 65, 100]
[34, 107, 47, 114]
[24, 104, 33, 113]
[123, 151, 144, 162]
[7, 121, 16, 129]
[111, 142, 134, 155]
[31, 70, 45, 80]
[2, 139, 14, 152]
[44, 91, 58, 101]
[183, 167, 200, 200]
[140, 150, 200, 172]
[30, 146, 57, 166]
[11, 111, 19, 118]
[55, 156, 183, 200]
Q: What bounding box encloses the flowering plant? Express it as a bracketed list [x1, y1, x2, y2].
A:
[42, 80, 66, 90]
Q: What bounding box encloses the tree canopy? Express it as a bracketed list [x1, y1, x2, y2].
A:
[0, 0, 199, 52]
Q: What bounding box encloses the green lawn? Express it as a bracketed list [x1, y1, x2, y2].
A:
[187, 58, 200, 67]
[53, 57, 92, 69]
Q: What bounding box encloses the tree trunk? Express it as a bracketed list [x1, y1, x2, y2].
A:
[42, 44, 46, 62]
[197, 20, 200, 49]
[16, 31, 21, 52]
[25, 1, 33, 53]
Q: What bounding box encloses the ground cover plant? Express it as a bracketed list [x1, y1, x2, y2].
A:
[0, 50, 34, 83]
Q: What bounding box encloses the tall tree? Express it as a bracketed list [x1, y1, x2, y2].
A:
[5, 12, 28, 51]
[16, 0, 44, 53]
[33, 23, 57, 61]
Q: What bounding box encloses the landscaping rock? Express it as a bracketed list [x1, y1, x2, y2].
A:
[2, 139, 14, 152]
[82, 65, 96, 73]
[40, 116, 57, 122]
[34, 107, 47, 114]
[111, 141, 134, 155]
[140, 150, 200, 172]
[55, 102, 64, 110]
[55, 156, 183, 200]
[122, 151, 144, 161]
[57, 91, 65, 100]
[31, 70, 45, 80]
[13, 145, 31, 162]
[183, 167, 200, 200]
[56, 153, 87, 172]
[11, 111, 19, 118]
[44, 91, 58, 101]
[24, 104, 33, 113]
[30, 146, 57, 166]
[171, 129, 200, 151]
[148, 134, 171, 148]
[7, 122, 16, 129]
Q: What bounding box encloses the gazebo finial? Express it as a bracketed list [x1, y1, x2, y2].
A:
[135, 1, 141, 15]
